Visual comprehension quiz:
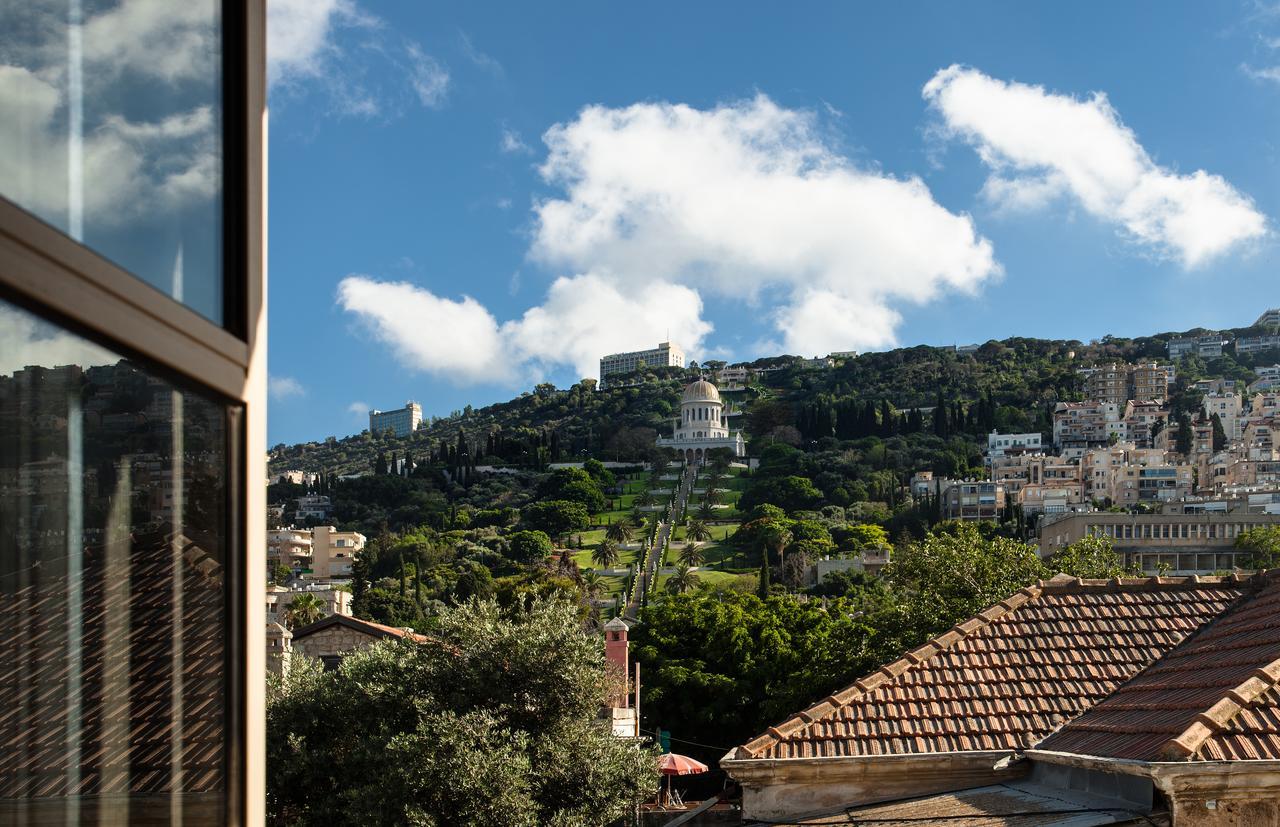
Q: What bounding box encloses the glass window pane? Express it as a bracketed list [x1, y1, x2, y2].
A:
[0, 1, 223, 324]
[0, 298, 230, 823]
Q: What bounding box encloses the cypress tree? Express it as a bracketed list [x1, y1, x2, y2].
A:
[757, 560, 771, 599]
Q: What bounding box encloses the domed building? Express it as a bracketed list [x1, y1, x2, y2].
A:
[656, 378, 746, 461]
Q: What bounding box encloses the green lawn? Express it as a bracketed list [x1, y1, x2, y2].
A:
[655, 568, 743, 593]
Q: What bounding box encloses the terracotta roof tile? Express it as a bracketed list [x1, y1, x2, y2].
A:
[1041, 574, 1280, 762]
[734, 576, 1245, 760]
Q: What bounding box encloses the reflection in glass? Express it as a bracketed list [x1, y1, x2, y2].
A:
[0, 299, 229, 823]
[0, 1, 223, 323]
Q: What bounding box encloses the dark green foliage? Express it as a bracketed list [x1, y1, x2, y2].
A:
[1236, 526, 1280, 569]
[521, 500, 590, 539]
[507, 530, 554, 564]
[268, 599, 658, 826]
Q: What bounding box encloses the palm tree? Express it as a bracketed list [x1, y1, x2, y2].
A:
[685, 519, 712, 543]
[678, 542, 705, 568]
[630, 509, 647, 527]
[697, 500, 717, 521]
[282, 593, 325, 630]
[635, 490, 657, 508]
[592, 539, 621, 569]
[760, 524, 793, 572]
[606, 521, 634, 544]
[581, 570, 605, 600]
[702, 487, 723, 506]
[666, 563, 700, 595]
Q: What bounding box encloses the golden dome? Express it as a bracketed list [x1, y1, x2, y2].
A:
[681, 378, 721, 404]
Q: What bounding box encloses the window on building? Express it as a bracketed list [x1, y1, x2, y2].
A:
[0, 3, 262, 822]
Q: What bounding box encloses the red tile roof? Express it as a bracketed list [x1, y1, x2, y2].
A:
[734, 575, 1249, 761]
[1038, 574, 1280, 762]
[290, 613, 436, 644]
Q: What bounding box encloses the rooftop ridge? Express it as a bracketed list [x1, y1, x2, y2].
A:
[734, 582, 1046, 759]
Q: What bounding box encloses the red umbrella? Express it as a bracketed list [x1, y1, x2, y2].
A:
[658, 752, 708, 776]
[657, 753, 708, 807]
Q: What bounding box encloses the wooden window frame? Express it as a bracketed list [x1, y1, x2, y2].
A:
[0, 2, 267, 824]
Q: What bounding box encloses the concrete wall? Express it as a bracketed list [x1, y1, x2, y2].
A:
[292, 626, 381, 659]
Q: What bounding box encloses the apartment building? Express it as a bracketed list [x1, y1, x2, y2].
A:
[1203, 392, 1245, 441]
[268, 526, 365, 581]
[1236, 334, 1280, 355]
[0, 4, 267, 820]
[296, 494, 333, 520]
[1052, 401, 1122, 456]
[1039, 512, 1280, 573]
[940, 481, 1006, 521]
[1079, 443, 1192, 505]
[985, 430, 1043, 460]
[989, 454, 1084, 514]
[1118, 400, 1169, 447]
[598, 341, 685, 387]
[1084, 362, 1167, 405]
[1257, 308, 1280, 328]
[1168, 334, 1228, 360]
[716, 365, 752, 387]
[369, 400, 423, 437]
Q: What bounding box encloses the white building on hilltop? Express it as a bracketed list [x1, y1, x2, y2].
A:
[655, 378, 746, 461]
[599, 341, 685, 387]
[369, 401, 422, 437]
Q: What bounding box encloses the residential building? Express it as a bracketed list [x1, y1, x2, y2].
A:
[800, 356, 835, 369]
[1080, 443, 1191, 506]
[1120, 399, 1169, 447]
[295, 494, 332, 520]
[985, 430, 1043, 460]
[655, 378, 746, 460]
[940, 481, 1005, 521]
[1052, 401, 1122, 455]
[715, 365, 751, 387]
[598, 341, 684, 387]
[291, 615, 433, 671]
[1258, 364, 1280, 381]
[908, 470, 935, 499]
[1236, 334, 1280, 355]
[1084, 362, 1167, 405]
[311, 525, 366, 580]
[723, 571, 1280, 825]
[1203, 392, 1245, 441]
[990, 454, 1086, 515]
[0, 5, 266, 820]
[266, 585, 353, 623]
[1168, 334, 1228, 360]
[369, 400, 423, 437]
[1257, 308, 1280, 328]
[268, 525, 365, 581]
[1038, 512, 1280, 572]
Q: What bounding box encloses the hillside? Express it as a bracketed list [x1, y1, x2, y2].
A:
[270, 320, 1276, 481]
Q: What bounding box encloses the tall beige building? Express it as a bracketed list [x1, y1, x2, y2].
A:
[599, 341, 685, 387]
[1085, 362, 1167, 405]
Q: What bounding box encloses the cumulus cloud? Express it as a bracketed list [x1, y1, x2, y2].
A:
[530, 95, 999, 356]
[0, 305, 116, 376]
[338, 94, 1001, 379]
[337, 273, 711, 385]
[267, 0, 447, 114]
[924, 65, 1268, 267]
[347, 401, 369, 419]
[269, 375, 305, 400]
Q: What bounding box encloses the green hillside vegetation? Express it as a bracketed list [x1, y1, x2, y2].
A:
[266, 322, 1277, 772]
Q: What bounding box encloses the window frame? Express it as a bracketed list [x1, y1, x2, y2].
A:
[0, 2, 266, 825]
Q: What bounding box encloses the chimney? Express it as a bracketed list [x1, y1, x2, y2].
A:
[603, 617, 630, 707]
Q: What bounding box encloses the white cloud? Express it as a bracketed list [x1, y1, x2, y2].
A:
[405, 44, 449, 108]
[0, 304, 116, 376]
[529, 95, 999, 356]
[0, 65, 218, 223]
[336, 273, 712, 385]
[458, 31, 503, 77]
[924, 65, 1268, 267]
[269, 375, 305, 399]
[337, 276, 511, 383]
[500, 126, 530, 154]
[347, 401, 369, 418]
[338, 95, 1001, 376]
[267, 0, 447, 114]
[1243, 63, 1280, 84]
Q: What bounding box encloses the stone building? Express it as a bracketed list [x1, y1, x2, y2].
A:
[655, 378, 746, 461]
[290, 614, 431, 671]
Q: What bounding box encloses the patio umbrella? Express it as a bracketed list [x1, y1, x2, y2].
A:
[657, 752, 708, 806]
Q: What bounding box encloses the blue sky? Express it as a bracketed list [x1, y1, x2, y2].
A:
[266, 1, 1280, 446]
